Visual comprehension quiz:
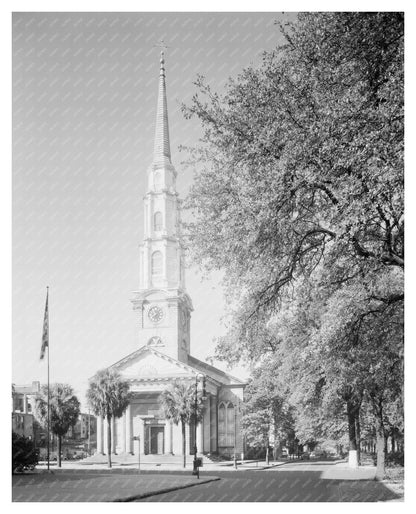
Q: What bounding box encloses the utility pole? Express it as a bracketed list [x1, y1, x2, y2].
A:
[192, 375, 199, 478]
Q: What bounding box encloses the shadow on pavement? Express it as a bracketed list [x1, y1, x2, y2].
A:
[138, 469, 401, 502]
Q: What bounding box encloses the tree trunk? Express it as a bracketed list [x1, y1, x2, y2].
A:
[371, 397, 386, 479]
[181, 421, 186, 468]
[57, 435, 62, 468]
[391, 433, 396, 453]
[266, 445, 269, 465]
[347, 401, 357, 450]
[355, 411, 361, 465]
[346, 399, 359, 467]
[107, 417, 112, 469]
[375, 419, 386, 479]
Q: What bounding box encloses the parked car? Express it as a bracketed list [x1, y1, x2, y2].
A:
[280, 449, 288, 458]
[72, 450, 86, 460]
[38, 449, 57, 461]
[300, 451, 310, 460]
[310, 449, 326, 459]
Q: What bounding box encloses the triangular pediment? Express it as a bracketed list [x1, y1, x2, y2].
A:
[109, 346, 197, 381]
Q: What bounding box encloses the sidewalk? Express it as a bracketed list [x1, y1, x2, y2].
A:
[35, 459, 285, 473]
[33, 457, 352, 473]
[13, 471, 220, 502]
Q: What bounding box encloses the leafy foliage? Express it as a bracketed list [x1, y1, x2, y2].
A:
[36, 383, 80, 467]
[86, 369, 130, 421]
[12, 432, 39, 473]
[242, 361, 295, 453]
[183, 12, 404, 475]
[184, 12, 403, 318]
[159, 379, 204, 467]
[86, 369, 130, 468]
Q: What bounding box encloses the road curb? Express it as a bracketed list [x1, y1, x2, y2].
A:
[113, 476, 221, 502]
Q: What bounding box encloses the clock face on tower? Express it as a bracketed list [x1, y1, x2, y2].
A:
[148, 305, 164, 324]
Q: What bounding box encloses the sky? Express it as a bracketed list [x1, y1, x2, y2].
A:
[12, 11, 293, 408]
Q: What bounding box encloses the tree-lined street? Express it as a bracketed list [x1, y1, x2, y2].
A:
[12, 11, 405, 502]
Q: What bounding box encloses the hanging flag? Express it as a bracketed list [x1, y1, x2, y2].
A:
[40, 288, 49, 360]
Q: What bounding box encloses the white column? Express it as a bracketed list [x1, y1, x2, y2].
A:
[165, 420, 172, 454]
[121, 411, 126, 453]
[125, 404, 132, 454]
[97, 415, 103, 454]
[197, 422, 203, 455]
[185, 423, 190, 456]
[103, 418, 108, 454]
[111, 417, 116, 454]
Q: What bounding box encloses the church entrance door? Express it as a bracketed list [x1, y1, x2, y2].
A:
[150, 426, 164, 454]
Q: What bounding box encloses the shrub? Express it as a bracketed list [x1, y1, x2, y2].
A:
[12, 432, 39, 473]
[386, 451, 404, 467]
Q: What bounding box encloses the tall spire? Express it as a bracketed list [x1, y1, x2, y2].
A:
[153, 51, 171, 165]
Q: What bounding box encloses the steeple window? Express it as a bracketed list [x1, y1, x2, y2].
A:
[151, 251, 163, 277]
[154, 211, 163, 232]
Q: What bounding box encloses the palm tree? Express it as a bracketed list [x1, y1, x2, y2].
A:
[86, 368, 130, 468]
[159, 379, 204, 468]
[36, 383, 80, 467]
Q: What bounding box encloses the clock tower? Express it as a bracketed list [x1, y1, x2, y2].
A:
[131, 52, 193, 363]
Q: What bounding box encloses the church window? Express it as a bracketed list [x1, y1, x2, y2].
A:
[154, 211, 163, 231]
[226, 403, 235, 446]
[151, 251, 163, 277]
[218, 403, 226, 447]
[148, 336, 163, 346]
[218, 402, 236, 447]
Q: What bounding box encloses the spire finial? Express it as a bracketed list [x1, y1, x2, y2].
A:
[159, 51, 165, 76]
[153, 42, 171, 164]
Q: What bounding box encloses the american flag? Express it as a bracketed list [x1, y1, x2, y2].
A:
[40, 289, 49, 360]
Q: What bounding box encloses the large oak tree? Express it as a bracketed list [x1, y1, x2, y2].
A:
[183, 13, 404, 476]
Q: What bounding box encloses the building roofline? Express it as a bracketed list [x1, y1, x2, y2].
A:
[187, 355, 247, 386]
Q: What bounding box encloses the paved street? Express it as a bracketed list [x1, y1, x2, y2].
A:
[12, 472, 219, 502]
[12, 461, 403, 502]
[138, 462, 401, 502]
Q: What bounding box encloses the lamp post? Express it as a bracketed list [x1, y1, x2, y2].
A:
[192, 374, 206, 478]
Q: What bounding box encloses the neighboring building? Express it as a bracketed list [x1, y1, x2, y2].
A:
[12, 381, 40, 440]
[68, 413, 96, 440]
[94, 53, 245, 458]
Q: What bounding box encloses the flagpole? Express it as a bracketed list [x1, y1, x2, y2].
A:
[46, 286, 50, 471]
[40, 286, 50, 470]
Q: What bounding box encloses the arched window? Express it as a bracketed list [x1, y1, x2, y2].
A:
[226, 403, 235, 446]
[218, 402, 235, 447]
[151, 251, 163, 277]
[218, 403, 226, 447]
[154, 211, 163, 232]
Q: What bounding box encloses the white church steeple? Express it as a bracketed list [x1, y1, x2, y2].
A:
[132, 52, 193, 363]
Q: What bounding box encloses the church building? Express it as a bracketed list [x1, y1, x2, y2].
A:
[94, 53, 245, 459]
